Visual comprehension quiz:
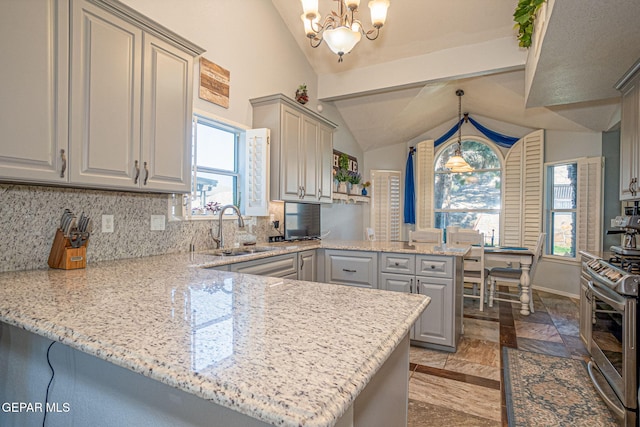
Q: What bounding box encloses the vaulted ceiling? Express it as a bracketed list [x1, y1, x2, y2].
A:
[271, 0, 640, 151]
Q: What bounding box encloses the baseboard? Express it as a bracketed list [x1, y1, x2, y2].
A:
[531, 284, 579, 300]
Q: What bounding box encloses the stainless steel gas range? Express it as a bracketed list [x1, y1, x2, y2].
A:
[583, 257, 640, 426]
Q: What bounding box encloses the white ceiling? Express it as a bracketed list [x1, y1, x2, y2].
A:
[271, 0, 640, 151]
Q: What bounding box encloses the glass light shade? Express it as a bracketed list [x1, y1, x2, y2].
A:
[345, 0, 361, 10]
[323, 26, 362, 55]
[301, 13, 319, 36]
[368, 0, 390, 27]
[301, 0, 319, 19]
[444, 155, 473, 172]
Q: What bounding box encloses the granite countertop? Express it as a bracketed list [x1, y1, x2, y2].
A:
[191, 239, 469, 268]
[0, 251, 430, 427]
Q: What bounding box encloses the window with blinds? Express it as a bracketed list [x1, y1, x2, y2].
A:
[544, 157, 603, 259]
[371, 170, 402, 241]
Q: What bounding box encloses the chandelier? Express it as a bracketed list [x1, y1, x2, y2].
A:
[300, 0, 390, 62]
[444, 89, 473, 173]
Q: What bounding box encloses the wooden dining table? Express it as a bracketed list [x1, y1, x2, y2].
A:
[482, 246, 536, 315]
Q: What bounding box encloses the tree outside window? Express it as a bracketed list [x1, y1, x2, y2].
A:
[434, 139, 502, 245]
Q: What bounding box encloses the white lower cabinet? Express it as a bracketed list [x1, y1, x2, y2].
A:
[229, 253, 298, 278]
[299, 250, 317, 282]
[380, 253, 462, 351]
[325, 250, 378, 289]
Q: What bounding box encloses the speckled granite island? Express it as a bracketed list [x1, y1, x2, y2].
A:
[0, 250, 430, 427]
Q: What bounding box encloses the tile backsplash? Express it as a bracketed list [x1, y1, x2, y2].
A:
[0, 184, 283, 272]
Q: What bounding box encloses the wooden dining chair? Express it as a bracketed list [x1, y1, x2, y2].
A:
[448, 229, 488, 311]
[487, 233, 546, 313]
[408, 228, 443, 245]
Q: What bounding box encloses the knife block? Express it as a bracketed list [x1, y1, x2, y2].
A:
[48, 229, 87, 270]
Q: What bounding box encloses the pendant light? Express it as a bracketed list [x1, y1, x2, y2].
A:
[444, 89, 473, 173]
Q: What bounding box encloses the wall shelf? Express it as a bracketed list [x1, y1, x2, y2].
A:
[332, 192, 370, 204]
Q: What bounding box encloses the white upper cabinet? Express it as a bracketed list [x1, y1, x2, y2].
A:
[617, 66, 640, 201]
[69, 0, 202, 192]
[250, 94, 337, 203]
[0, 0, 69, 183]
[69, 0, 142, 189]
[141, 33, 194, 192]
[1, 0, 204, 193]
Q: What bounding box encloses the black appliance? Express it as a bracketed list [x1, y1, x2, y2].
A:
[584, 257, 640, 426]
[283, 202, 321, 241]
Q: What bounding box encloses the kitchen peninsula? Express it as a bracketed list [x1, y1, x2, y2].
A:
[0, 249, 431, 427]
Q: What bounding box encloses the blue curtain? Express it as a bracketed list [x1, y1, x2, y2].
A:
[404, 150, 415, 224]
[433, 115, 518, 148]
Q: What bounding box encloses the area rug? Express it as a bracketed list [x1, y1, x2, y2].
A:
[503, 347, 618, 426]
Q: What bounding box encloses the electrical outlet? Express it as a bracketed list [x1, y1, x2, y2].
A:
[150, 214, 165, 231]
[102, 215, 114, 233]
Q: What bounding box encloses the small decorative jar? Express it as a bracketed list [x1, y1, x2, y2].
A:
[361, 187, 368, 196]
[295, 84, 309, 105]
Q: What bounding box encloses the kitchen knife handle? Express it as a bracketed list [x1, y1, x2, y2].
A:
[143, 162, 149, 185]
[134, 160, 140, 184]
[60, 149, 66, 178]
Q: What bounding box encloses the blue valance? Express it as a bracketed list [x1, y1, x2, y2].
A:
[434, 114, 519, 148]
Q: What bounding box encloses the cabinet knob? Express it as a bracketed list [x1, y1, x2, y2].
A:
[143, 162, 149, 185]
[430, 265, 436, 269]
[394, 262, 399, 266]
[59, 149, 66, 178]
[134, 160, 140, 184]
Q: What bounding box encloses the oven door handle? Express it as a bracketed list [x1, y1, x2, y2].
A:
[587, 361, 626, 420]
[587, 280, 626, 312]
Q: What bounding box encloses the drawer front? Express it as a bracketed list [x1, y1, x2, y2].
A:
[231, 253, 297, 278]
[380, 253, 416, 274]
[379, 272, 413, 293]
[416, 255, 453, 278]
[326, 250, 378, 289]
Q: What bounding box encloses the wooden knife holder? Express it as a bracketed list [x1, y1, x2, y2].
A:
[48, 229, 87, 270]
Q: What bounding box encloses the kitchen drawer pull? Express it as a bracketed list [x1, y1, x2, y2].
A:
[60, 149, 66, 178]
[317, 189, 321, 199]
[417, 279, 420, 294]
[143, 162, 149, 185]
[430, 265, 436, 269]
[409, 278, 413, 293]
[342, 268, 357, 273]
[134, 160, 140, 184]
[394, 262, 400, 266]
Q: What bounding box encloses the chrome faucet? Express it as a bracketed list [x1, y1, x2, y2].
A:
[211, 204, 244, 249]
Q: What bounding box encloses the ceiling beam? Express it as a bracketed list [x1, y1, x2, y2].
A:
[317, 37, 527, 101]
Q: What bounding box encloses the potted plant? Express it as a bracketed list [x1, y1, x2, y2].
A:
[513, 0, 546, 48]
[335, 168, 350, 193]
[347, 171, 362, 194]
[361, 181, 371, 196]
[295, 84, 309, 105]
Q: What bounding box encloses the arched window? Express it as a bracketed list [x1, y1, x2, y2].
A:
[434, 137, 502, 245]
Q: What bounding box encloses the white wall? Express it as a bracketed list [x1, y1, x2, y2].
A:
[121, 0, 365, 240]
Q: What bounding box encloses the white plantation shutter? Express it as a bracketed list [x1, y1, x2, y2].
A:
[415, 140, 435, 230]
[502, 129, 544, 247]
[577, 157, 603, 254]
[244, 128, 270, 216]
[371, 170, 402, 241]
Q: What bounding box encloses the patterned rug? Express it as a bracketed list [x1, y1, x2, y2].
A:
[503, 348, 618, 426]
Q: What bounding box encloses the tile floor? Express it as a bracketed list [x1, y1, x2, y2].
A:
[407, 289, 589, 426]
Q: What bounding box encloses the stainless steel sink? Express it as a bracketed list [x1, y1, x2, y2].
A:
[201, 246, 278, 257]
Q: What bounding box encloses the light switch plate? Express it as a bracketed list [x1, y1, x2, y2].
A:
[102, 215, 114, 233]
[151, 214, 165, 231]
